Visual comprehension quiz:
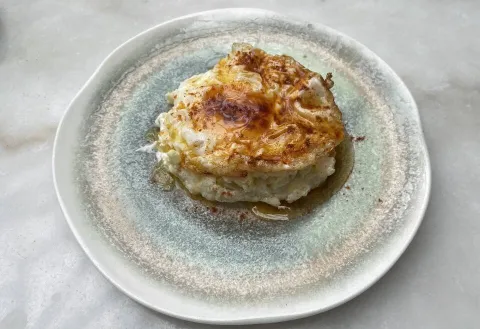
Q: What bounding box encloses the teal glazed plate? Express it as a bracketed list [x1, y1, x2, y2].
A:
[53, 8, 431, 324]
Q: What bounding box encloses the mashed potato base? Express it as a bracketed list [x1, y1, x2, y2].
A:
[157, 146, 335, 206]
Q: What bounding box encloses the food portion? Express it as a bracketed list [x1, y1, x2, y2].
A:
[148, 43, 345, 207]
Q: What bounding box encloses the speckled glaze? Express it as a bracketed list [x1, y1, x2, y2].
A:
[53, 9, 431, 324]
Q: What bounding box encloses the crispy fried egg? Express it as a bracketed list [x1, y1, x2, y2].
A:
[150, 43, 345, 206]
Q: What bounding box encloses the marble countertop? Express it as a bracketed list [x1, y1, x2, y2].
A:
[1, 1, 479, 328]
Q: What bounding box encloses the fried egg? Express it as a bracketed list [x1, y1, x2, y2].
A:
[151, 43, 345, 206]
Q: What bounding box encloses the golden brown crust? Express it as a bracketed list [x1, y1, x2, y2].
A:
[162, 43, 344, 176]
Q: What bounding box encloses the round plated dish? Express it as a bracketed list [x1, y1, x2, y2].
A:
[53, 8, 431, 325]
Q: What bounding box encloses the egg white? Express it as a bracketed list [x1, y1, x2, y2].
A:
[147, 44, 340, 207]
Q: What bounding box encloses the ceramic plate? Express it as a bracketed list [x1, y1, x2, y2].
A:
[53, 8, 431, 324]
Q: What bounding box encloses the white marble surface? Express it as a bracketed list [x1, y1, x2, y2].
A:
[0, 0, 479, 328]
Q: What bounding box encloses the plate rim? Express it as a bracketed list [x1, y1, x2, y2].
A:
[52, 8, 432, 324]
